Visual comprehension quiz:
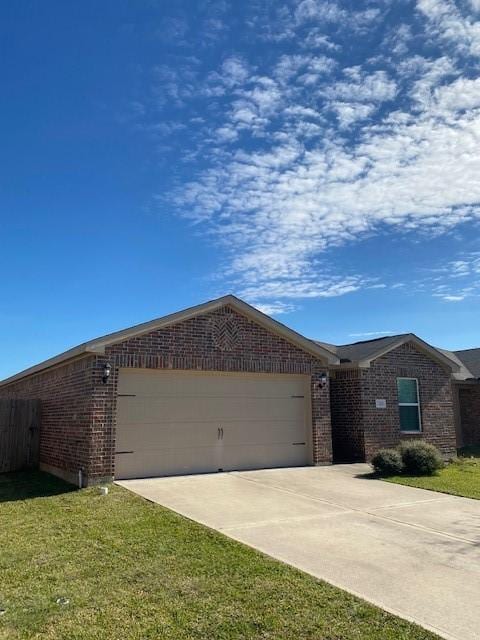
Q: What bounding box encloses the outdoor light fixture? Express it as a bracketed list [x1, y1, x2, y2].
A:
[318, 372, 328, 389]
[102, 363, 112, 384]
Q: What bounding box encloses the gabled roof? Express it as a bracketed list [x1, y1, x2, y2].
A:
[316, 334, 409, 364]
[438, 347, 480, 381]
[315, 333, 460, 372]
[455, 348, 480, 378]
[0, 295, 339, 387]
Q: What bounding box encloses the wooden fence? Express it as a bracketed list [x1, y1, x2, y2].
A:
[0, 399, 41, 473]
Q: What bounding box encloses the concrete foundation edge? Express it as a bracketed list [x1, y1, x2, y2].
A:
[39, 462, 114, 487]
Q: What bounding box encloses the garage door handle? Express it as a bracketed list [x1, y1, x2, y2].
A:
[218, 427, 224, 440]
[116, 451, 134, 454]
[292, 442, 306, 446]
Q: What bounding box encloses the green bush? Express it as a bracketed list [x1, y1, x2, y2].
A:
[399, 441, 444, 475]
[371, 449, 404, 475]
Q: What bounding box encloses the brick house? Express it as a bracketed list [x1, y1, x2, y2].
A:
[443, 348, 480, 448]
[318, 335, 460, 462]
[0, 296, 336, 485]
[0, 296, 465, 484]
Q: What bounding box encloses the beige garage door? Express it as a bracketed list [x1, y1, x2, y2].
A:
[115, 369, 311, 479]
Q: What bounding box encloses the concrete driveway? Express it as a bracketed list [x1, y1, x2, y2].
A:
[117, 464, 480, 640]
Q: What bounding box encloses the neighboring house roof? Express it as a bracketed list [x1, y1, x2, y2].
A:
[317, 334, 409, 363]
[455, 348, 480, 378]
[315, 333, 460, 372]
[0, 295, 339, 387]
[438, 347, 480, 381]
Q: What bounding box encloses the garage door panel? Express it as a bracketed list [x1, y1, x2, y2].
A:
[118, 371, 307, 399]
[115, 446, 222, 480]
[223, 420, 307, 446]
[116, 422, 219, 450]
[117, 396, 305, 424]
[222, 443, 307, 471]
[115, 369, 311, 479]
[117, 420, 306, 451]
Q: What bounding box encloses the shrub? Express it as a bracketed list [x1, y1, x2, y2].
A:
[371, 449, 404, 476]
[399, 441, 444, 475]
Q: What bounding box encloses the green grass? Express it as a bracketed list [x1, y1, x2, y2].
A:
[385, 447, 480, 500]
[0, 472, 438, 640]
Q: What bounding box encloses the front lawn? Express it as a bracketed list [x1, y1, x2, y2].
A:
[0, 471, 438, 640]
[385, 447, 480, 500]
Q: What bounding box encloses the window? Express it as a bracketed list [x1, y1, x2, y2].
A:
[396, 378, 421, 432]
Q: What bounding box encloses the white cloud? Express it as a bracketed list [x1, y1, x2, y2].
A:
[432, 287, 473, 301]
[141, 3, 480, 309]
[331, 102, 376, 128]
[407, 56, 456, 110]
[274, 54, 310, 83]
[294, 1, 345, 25]
[433, 76, 480, 113]
[382, 23, 413, 56]
[221, 56, 249, 85]
[427, 252, 480, 301]
[325, 68, 397, 103]
[441, 294, 466, 301]
[450, 260, 471, 276]
[300, 30, 340, 51]
[243, 77, 282, 114]
[250, 301, 297, 315]
[349, 330, 396, 338]
[240, 275, 366, 301]
[173, 82, 480, 302]
[274, 54, 337, 88]
[284, 105, 323, 119]
[440, 253, 480, 277]
[418, 0, 480, 57]
[294, 0, 381, 31]
[216, 126, 239, 143]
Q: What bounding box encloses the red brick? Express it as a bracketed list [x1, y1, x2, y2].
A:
[0, 305, 333, 484]
[330, 342, 457, 461]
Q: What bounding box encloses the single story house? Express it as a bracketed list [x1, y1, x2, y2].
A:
[441, 348, 480, 448]
[0, 295, 469, 485]
[317, 335, 460, 463]
[0, 296, 337, 485]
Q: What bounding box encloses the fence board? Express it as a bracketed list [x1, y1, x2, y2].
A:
[0, 399, 41, 473]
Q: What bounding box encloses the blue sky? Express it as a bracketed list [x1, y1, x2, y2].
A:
[1, 0, 480, 379]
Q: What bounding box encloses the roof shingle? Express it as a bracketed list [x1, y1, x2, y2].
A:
[454, 348, 480, 379]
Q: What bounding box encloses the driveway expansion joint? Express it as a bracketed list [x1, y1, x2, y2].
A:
[231, 472, 480, 546]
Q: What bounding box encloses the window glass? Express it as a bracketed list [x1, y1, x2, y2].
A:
[397, 378, 418, 404]
[399, 405, 421, 431]
[397, 378, 421, 432]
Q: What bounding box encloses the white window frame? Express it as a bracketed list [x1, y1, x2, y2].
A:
[397, 377, 422, 433]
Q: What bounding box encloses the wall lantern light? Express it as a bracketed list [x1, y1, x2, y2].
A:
[318, 372, 328, 389]
[102, 363, 112, 384]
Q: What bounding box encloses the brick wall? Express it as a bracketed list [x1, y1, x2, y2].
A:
[0, 356, 97, 484]
[457, 382, 480, 446]
[102, 304, 333, 472]
[330, 369, 366, 461]
[0, 319, 457, 480]
[361, 342, 457, 459]
[329, 342, 457, 462]
[0, 304, 333, 484]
